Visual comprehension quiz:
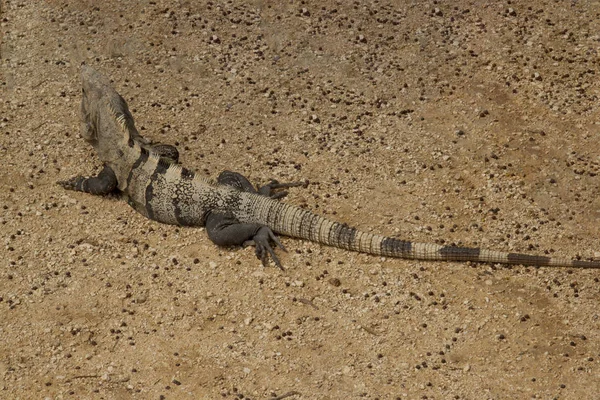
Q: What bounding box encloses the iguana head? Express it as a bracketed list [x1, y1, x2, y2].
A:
[80, 82, 97, 143]
[79, 65, 137, 152]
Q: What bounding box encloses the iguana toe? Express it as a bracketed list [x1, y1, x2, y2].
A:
[258, 180, 306, 199]
[57, 177, 83, 191]
[251, 227, 287, 269]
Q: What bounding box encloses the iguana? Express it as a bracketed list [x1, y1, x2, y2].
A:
[59, 66, 600, 269]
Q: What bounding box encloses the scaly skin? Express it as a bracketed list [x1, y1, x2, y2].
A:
[59, 66, 600, 269]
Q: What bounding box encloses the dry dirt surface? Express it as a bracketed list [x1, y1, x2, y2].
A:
[2, 1, 600, 399]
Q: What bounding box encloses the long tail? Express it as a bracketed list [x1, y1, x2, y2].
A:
[239, 193, 600, 268]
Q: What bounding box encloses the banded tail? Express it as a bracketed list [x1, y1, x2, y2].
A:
[238, 193, 600, 268]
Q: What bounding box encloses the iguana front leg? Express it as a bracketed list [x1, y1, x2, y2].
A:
[58, 164, 117, 195]
[205, 212, 286, 269]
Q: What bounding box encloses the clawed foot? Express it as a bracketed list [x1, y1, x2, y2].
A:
[258, 180, 306, 199]
[217, 170, 306, 199]
[244, 227, 287, 269]
[57, 176, 83, 191]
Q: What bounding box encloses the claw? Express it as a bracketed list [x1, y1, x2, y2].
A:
[251, 227, 287, 269]
[57, 177, 82, 191]
[258, 180, 306, 199]
[267, 229, 287, 252]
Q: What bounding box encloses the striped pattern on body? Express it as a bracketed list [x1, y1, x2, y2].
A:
[82, 66, 600, 269]
[82, 65, 222, 227]
[233, 192, 600, 268]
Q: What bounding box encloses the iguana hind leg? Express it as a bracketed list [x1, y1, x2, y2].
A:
[58, 164, 117, 195]
[257, 179, 305, 199]
[205, 212, 286, 269]
[217, 170, 304, 199]
[151, 144, 179, 164]
[216, 170, 257, 192]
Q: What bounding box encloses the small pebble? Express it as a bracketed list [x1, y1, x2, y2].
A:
[328, 278, 341, 287]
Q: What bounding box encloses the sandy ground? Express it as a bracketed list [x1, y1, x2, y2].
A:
[2, 0, 600, 399]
